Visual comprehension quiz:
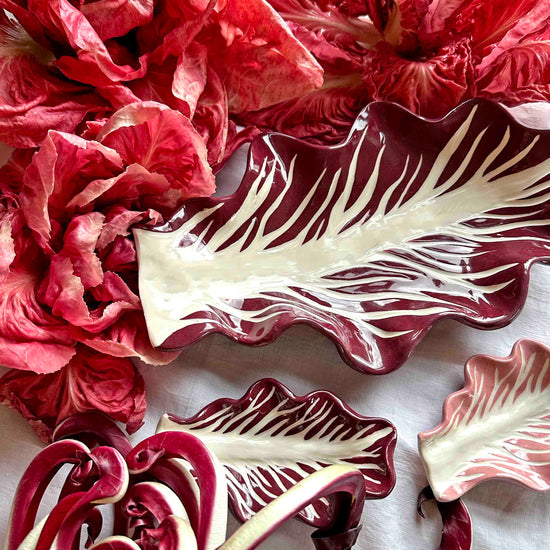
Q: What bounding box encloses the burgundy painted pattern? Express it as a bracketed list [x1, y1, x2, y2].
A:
[135, 99, 550, 374]
[158, 378, 396, 527]
[419, 339, 550, 502]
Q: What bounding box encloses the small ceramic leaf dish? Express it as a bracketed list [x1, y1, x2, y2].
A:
[418, 339, 550, 502]
[135, 99, 550, 374]
[157, 378, 397, 527]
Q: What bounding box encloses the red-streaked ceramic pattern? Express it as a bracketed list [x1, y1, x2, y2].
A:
[419, 339, 550, 502]
[157, 378, 396, 527]
[135, 99, 550, 374]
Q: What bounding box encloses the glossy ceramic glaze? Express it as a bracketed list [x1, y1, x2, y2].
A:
[418, 339, 550, 502]
[157, 378, 396, 527]
[135, 99, 550, 374]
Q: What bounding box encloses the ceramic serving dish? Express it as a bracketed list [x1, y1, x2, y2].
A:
[418, 339, 550, 502]
[157, 378, 396, 527]
[135, 99, 550, 374]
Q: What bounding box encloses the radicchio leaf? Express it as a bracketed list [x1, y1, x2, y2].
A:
[207, 0, 324, 113]
[135, 99, 550, 374]
[0, 250, 75, 374]
[417, 487, 472, 550]
[418, 339, 550, 501]
[53, 411, 133, 457]
[366, 0, 429, 52]
[362, 39, 474, 118]
[0, 15, 105, 148]
[158, 379, 396, 527]
[27, 0, 148, 86]
[96, 102, 215, 203]
[89, 537, 141, 550]
[266, 0, 381, 50]
[34, 446, 129, 550]
[75, 0, 154, 41]
[238, 41, 368, 144]
[475, 3, 550, 104]
[125, 431, 228, 550]
[239, 5, 369, 144]
[5, 439, 91, 550]
[420, 0, 541, 56]
[0, 347, 146, 442]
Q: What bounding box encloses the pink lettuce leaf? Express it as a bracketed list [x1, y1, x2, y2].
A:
[207, 0, 324, 112]
[77, 0, 154, 41]
[78, 311, 180, 365]
[25, 0, 149, 85]
[362, 39, 474, 118]
[0, 15, 106, 148]
[420, 0, 541, 57]
[366, 0, 429, 52]
[239, 20, 367, 143]
[267, 0, 381, 51]
[475, 3, 550, 104]
[0, 347, 146, 441]
[192, 66, 229, 166]
[97, 102, 216, 203]
[60, 212, 105, 289]
[0, 204, 17, 282]
[20, 131, 123, 251]
[0, 210, 75, 373]
[38, 254, 140, 333]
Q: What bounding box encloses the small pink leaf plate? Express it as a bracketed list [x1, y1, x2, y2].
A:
[135, 99, 550, 374]
[157, 378, 397, 527]
[419, 339, 550, 501]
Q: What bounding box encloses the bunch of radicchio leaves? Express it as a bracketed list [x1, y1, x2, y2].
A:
[5, 412, 368, 550]
[1, 0, 550, 441]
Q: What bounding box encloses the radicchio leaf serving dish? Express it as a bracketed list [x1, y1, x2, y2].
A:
[418, 339, 550, 502]
[135, 99, 550, 374]
[157, 378, 396, 527]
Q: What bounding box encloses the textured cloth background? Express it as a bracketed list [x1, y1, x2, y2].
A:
[2, 106, 550, 548]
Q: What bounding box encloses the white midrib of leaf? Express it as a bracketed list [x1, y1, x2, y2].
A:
[420, 351, 550, 499]
[136, 106, 550, 347]
[159, 423, 392, 470]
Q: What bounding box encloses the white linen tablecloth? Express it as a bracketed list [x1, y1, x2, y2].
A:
[2, 109, 550, 549]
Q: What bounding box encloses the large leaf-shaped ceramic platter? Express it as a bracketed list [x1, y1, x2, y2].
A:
[135, 99, 550, 374]
[157, 378, 396, 527]
[419, 339, 550, 501]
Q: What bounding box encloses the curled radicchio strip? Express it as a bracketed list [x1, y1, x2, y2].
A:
[35, 446, 128, 550]
[417, 486, 472, 550]
[54, 411, 133, 457]
[126, 432, 228, 550]
[6, 413, 368, 550]
[5, 439, 92, 550]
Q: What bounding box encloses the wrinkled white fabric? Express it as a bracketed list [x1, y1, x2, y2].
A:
[2, 104, 550, 549]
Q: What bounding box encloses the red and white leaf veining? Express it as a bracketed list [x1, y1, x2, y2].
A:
[135, 99, 550, 374]
[157, 379, 396, 527]
[419, 339, 550, 502]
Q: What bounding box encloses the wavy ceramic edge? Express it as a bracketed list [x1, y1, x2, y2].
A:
[158, 378, 397, 527]
[418, 338, 550, 501]
[135, 98, 550, 374]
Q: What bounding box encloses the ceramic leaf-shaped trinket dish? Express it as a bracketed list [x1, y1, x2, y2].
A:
[419, 339, 550, 501]
[135, 99, 550, 374]
[157, 378, 397, 527]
